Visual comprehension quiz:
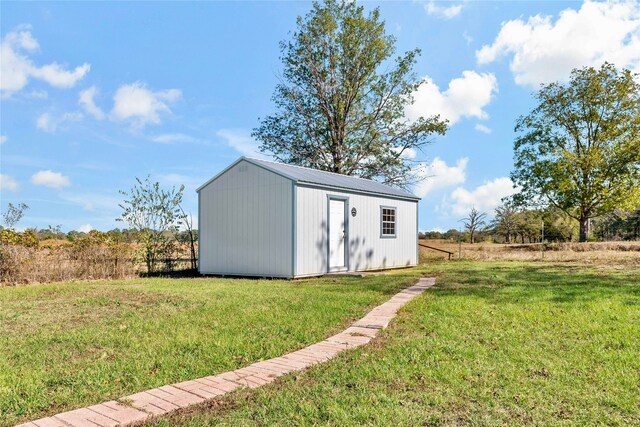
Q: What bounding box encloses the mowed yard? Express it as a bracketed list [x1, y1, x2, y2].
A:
[2, 260, 639, 426]
[146, 262, 640, 426]
[0, 273, 420, 426]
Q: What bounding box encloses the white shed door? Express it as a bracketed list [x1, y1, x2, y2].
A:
[328, 199, 347, 271]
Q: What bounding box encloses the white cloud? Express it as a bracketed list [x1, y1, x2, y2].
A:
[36, 113, 54, 132]
[477, 0, 640, 87]
[463, 31, 473, 45]
[474, 123, 492, 134]
[425, 2, 463, 19]
[78, 224, 93, 233]
[30, 63, 91, 88]
[447, 177, 516, 216]
[31, 170, 71, 188]
[421, 227, 445, 233]
[406, 71, 498, 125]
[36, 111, 82, 133]
[0, 135, 7, 144]
[78, 86, 105, 120]
[25, 89, 48, 99]
[392, 146, 418, 160]
[110, 82, 181, 128]
[1, 28, 90, 96]
[60, 192, 119, 212]
[217, 128, 268, 159]
[151, 133, 196, 144]
[413, 157, 468, 198]
[0, 174, 19, 191]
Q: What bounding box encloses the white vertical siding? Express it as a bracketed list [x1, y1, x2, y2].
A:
[199, 160, 292, 277]
[295, 185, 417, 276]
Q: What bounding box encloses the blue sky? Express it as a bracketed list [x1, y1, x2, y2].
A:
[1, 0, 639, 233]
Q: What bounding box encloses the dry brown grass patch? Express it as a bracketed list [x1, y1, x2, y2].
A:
[419, 239, 640, 267]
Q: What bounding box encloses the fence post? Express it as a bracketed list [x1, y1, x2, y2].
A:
[541, 221, 545, 260]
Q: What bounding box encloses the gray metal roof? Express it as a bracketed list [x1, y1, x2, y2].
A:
[245, 157, 420, 200]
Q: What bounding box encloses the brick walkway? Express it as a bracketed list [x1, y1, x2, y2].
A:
[17, 277, 435, 427]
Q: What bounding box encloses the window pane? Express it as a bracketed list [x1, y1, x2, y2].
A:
[381, 207, 396, 236]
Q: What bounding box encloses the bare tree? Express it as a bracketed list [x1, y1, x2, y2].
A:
[178, 205, 197, 271]
[461, 207, 487, 244]
[2, 203, 29, 229]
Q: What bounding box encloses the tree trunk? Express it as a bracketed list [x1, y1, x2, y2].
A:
[470, 230, 475, 244]
[189, 231, 197, 270]
[579, 216, 589, 242]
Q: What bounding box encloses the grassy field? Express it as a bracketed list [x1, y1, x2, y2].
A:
[3, 257, 639, 426]
[145, 261, 640, 426]
[419, 239, 640, 265]
[0, 272, 422, 426]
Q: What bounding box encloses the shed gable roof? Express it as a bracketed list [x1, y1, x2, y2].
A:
[197, 157, 420, 201]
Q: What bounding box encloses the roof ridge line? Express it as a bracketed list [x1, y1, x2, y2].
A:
[246, 157, 396, 185]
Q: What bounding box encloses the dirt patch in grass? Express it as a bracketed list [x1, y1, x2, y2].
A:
[160, 393, 244, 423]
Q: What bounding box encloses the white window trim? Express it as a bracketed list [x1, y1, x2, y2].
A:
[380, 205, 397, 238]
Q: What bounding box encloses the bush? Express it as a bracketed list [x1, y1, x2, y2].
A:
[0, 244, 135, 285]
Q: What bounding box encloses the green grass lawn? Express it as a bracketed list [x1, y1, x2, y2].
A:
[0, 272, 422, 426]
[143, 261, 640, 426]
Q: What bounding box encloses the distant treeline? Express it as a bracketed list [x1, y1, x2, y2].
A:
[0, 226, 198, 246]
[421, 208, 640, 244]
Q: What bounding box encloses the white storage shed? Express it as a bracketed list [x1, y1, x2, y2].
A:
[197, 157, 420, 278]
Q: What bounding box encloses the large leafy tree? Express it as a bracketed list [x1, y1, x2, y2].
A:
[511, 63, 640, 242]
[592, 208, 640, 241]
[491, 203, 518, 244]
[253, 0, 448, 188]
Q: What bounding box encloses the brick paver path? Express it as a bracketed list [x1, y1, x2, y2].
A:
[17, 277, 435, 427]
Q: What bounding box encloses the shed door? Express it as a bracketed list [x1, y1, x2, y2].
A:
[328, 198, 347, 271]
